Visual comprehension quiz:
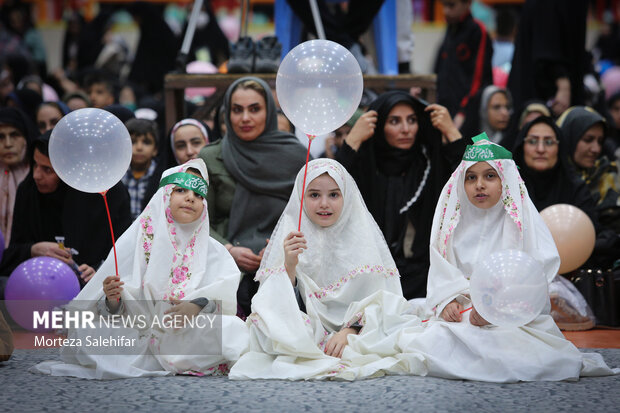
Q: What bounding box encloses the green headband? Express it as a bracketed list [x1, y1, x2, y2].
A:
[462, 132, 513, 162]
[159, 172, 208, 198]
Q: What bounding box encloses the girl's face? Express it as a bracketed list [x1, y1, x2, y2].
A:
[464, 162, 503, 209]
[304, 173, 344, 227]
[383, 103, 418, 150]
[173, 125, 207, 164]
[37, 104, 63, 135]
[523, 123, 559, 172]
[230, 88, 267, 142]
[487, 92, 510, 131]
[573, 123, 604, 169]
[0, 125, 27, 167]
[169, 171, 205, 224]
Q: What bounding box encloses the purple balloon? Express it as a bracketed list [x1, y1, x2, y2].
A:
[0, 230, 4, 263]
[5, 257, 80, 331]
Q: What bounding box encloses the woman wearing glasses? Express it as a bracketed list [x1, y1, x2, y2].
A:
[513, 116, 596, 217]
[513, 116, 618, 269]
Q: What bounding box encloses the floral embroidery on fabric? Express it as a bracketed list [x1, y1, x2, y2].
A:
[325, 364, 347, 376]
[440, 201, 460, 258]
[254, 266, 287, 282]
[162, 185, 208, 300]
[140, 210, 154, 264]
[307, 160, 345, 180]
[318, 330, 330, 351]
[308, 265, 399, 300]
[345, 312, 364, 328]
[206, 363, 230, 376]
[496, 163, 523, 235]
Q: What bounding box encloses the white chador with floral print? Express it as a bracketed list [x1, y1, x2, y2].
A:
[32, 159, 249, 379]
[399, 135, 618, 382]
[229, 159, 424, 381]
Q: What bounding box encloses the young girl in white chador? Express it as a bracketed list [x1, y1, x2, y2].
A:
[399, 133, 618, 382]
[32, 159, 248, 379]
[229, 159, 422, 380]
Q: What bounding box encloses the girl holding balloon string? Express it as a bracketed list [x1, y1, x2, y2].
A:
[198, 76, 307, 317]
[229, 159, 422, 380]
[398, 133, 618, 382]
[32, 159, 249, 379]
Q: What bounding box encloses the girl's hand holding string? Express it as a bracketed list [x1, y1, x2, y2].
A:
[324, 327, 357, 358]
[440, 299, 463, 322]
[469, 306, 490, 327]
[283, 231, 306, 286]
[102, 275, 124, 312]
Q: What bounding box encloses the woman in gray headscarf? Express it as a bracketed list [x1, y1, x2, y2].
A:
[199, 76, 308, 316]
[479, 85, 513, 145]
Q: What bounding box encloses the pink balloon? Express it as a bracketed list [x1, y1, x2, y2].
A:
[540, 204, 595, 274]
[5, 257, 80, 331]
[601, 66, 620, 101]
[185, 61, 218, 99]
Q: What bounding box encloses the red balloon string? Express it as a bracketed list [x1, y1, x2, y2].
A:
[297, 135, 314, 231]
[100, 190, 119, 278]
[421, 306, 472, 323]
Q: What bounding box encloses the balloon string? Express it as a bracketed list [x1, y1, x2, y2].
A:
[421, 306, 472, 323]
[100, 191, 119, 278]
[297, 136, 314, 231]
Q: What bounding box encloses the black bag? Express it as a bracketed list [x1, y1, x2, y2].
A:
[566, 268, 619, 327]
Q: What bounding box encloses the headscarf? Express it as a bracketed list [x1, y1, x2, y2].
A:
[556, 106, 608, 163]
[518, 100, 551, 129]
[73, 159, 238, 314]
[221, 76, 307, 253]
[0, 107, 36, 246]
[168, 118, 210, 165]
[255, 159, 402, 333]
[479, 85, 513, 144]
[232, 159, 406, 380]
[36, 159, 247, 378]
[338, 90, 448, 298]
[427, 135, 560, 316]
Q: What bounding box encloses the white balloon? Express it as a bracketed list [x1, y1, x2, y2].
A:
[276, 39, 363, 136]
[49, 108, 132, 193]
[470, 250, 548, 327]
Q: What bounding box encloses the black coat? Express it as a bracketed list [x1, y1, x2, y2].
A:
[435, 12, 493, 119]
[508, 0, 588, 113]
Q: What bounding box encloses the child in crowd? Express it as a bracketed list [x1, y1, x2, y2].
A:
[435, 0, 493, 130]
[169, 118, 210, 166]
[84, 71, 116, 109]
[122, 118, 163, 219]
[399, 133, 618, 381]
[32, 159, 248, 379]
[230, 159, 420, 380]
